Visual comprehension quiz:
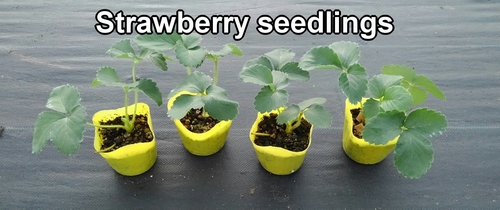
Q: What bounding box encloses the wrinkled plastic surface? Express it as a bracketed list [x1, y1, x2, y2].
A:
[93, 103, 157, 176]
[342, 98, 399, 164]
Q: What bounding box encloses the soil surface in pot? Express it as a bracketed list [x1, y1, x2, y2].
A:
[180, 108, 220, 133]
[99, 115, 153, 152]
[254, 113, 311, 152]
[351, 108, 365, 138]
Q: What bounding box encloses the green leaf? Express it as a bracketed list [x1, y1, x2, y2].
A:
[394, 130, 434, 179]
[168, 71, 212, 98]
[367, 74, 404, 99]
[276, 104, 300, 124]
[46, 84, 82, 113]
[381, 65, 417, 81]
[413, 75, 446, 101]
[329, 41, 360, 69]
[180, 33, 202, 49]
[404, 108, 447, 137]
[297, 97, 327, 110]
[303, 104, 332, 128]
[298, 46, 342, 70]
[203, 85, 239, 120]
[272, 71, 290, 90]
[139, 49, 168, 71]
[362, 110, 405, 145]
[174, 41, 206, 68]
[407, 86, 427, 105]
[278, 62, 310, 82]
[93, 67, 138, 88]
[338, 64, 368, 104]
[134, 32, 181, 51]
[107, 39, 136, 59]
[239, 64, 273, 86]
[265, 49, 295, 70]
[33, 85, 86, 155]
[91, 78, 101, 87]
[136, 79, 163, 106]
[362, 98, 381, 121]
[242, 56, 273, 70]
[207, 43, 242, 58]
[379, 86, 413, 112]
[168, 94, 204, 120]
[254, 86, 288, 113]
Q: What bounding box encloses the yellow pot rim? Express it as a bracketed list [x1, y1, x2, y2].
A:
[250, 109, 313, 156]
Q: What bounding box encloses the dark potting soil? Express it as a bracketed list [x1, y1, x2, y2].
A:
[254, 113, 312, 152]
[180, 108, 220, 133]
[99, 115, 153, 152]
[350, 108, 365, 138]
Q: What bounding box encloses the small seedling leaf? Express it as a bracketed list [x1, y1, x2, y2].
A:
[46, 84, 83, 113]
[276, 104, 301, 124]
[136, 79, 163, 106]
[394, 130, 434, 179]
[140, 49, 168, 71]
[242, 56, 273, 70]
[404, 108, 447, 138]
[134, 32, 181, 51]
[203, 85, 239, 120]
[367, 74, 404, 99]
[298, 46, 342, 70]
[381, 65, 417, 81]
[328, 41, 360, 69]
[107, 39, 136, 59]
[278, 62, 310, 82]
[174, 41, 206, 68]
[362, 98, 381, 121]
[239, 64, 273, 86]
[272, 71, 290, 90]
[94, 67, 137, 87]
[181, 33, 202, 49]
[379, 86, 413, 112]
[297, 97, 327, 110]
[254, 86, 288, 113]
[168, 71, 212, 98]
[33, 85, 86, 155]
[362, 110, 405, 145]
[303, 104, 332, 128]
[265, 49, 295, 70]
[207, 43, 243, 58]
[338, 64, 368, 104]
[413, 75, 446, 101]
[168, 94, 204, 120]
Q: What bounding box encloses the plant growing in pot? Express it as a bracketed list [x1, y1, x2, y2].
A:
[134, 32, 241, 156]
[239, 49, 332, 175]
[298, 41, 447, 178]
[32, 39, 167, 176]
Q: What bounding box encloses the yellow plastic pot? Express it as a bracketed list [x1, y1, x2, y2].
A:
[167, 92, 232, 156]
[342, 98, 398, 164]
[249, 109, 313, 175]
[93, 103, 157, 176]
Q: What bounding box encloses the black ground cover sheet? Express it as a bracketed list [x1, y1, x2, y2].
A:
[1, 0, 499, 209]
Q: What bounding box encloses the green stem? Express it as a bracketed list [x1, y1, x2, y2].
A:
[86, 123, 125, 129]
[131, 60, 139, 131]
[201, 108, 210, 118]
[94, 143, 116, 154]
[213, 59, 219, 86]
[252, 132, 271, 137]
[186, 66, 191, 75]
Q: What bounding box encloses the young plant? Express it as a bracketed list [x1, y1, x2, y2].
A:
[32, 39, 167, 155]
[239, 49, 332, 134]
[296, 41, 447, 178]
[361, 65, 447, 178]
[134, 31, 241, 121]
